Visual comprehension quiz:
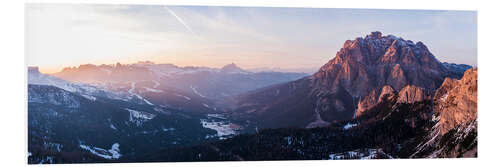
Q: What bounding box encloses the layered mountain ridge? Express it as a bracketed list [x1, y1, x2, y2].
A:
[229, 31, 470, 129]
[151, 68, 477, 161]
[52, 62, 307, 101]
[28, 66, 244, 163]
[28, 31, 476, 163]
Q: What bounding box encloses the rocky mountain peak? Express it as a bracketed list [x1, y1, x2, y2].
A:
[229, 32, 470, 129]
[396, 85, 432, 104]
[313, 32, 448, 99]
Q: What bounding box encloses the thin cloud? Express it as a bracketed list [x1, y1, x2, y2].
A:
[164, 6, 202, 40]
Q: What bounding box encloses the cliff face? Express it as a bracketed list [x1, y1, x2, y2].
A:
[312, 31, 452, 120]
[396, 85, 432, 104]
[355, 84, 432, 116]
[435, 68, 477, 135]
[356, 85, 396, 116]
[312, 31, 448, 98]
[311, 32, 449, 117]
[407, 68, 477, 158]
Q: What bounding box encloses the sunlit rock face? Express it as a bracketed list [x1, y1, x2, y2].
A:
[356, 85, 396, 116]
[312, 31, 449, 118]
[408, 68, 477, 158]
[396, 85, 432, 104]
[435, 68, 477, 135]
[312, 31, 448, 99]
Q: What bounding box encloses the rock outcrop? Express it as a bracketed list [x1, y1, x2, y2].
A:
[356, 85, 396, 116]
[356, 84, 431, 116]
[396, 85, 432, 104]
[408, 68, 477, 158]
[435, 68, 477, 135]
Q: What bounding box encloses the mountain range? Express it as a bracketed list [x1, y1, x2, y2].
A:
[226, 31, 472, 129]
[52, 61, 307, 101]
[27, 31, 476, 163]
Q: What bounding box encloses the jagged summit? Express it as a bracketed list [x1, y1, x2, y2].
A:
[313, 31, 448, 97]
[368, 31, 382, 38]
[220, 63, 247, 73]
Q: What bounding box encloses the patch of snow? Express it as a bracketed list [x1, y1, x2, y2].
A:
[108, 143, 121, 159]
[141, 97, 154, 105]
[284, 136, 292, 145]
[410, 121, 441, 158]
[110, 124, 117, 130]
[28, 68, 110, 101]
[79, 143, 122, 160]
[200, 119, 237, 139]
[81, 94, 97, 101]
[190, 85, 206, 98]
[144, 87, 163, 93]
[202, 103, 210, 109]
[175, 94, 191, 100]
[162, 127, 175, 132]
[28, 87, 81, 108]
[440, 93, 449, 101]
[125, 108, 156, 126]
[343, 123, 358, 130]
[128, 82, 136, 94]
[329, 148, 390, 160]
[134, 94, 154, 105]
[28, 69, 78, 92]
[207, 114, 226, 120]
[43, 142, 63, 152]
[39, 156, 54, 164]
[122, 82, 155, 105]
[126, 108, 155, 120]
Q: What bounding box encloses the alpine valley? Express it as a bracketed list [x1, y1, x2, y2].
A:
[27, 32, 476, 163]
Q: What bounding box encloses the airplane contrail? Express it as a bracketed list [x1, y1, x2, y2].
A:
[164, 6, 201, 39]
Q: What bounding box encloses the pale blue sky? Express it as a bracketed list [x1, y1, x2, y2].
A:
[26, 4, 477, 73]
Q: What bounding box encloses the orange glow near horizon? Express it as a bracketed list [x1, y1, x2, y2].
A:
[26, 4, 477, 75]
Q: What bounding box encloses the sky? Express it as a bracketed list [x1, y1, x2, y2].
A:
[26, 4, 477, 73]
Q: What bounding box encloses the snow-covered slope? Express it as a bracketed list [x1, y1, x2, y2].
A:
[51, 62, 308, 100]
[28, 67, 106, 101]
